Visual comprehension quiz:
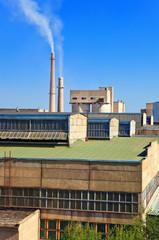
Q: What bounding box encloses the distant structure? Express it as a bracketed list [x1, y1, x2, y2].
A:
[49, 52, 56, 112]
[0, 108, 48, 113]
[141, 102, 159, 125]
[70, 87, 125, 113]
[57, 77, 64, 112]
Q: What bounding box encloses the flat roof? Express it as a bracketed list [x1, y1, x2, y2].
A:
[0, 210, 32, 227]
[0, 137, 158, 161]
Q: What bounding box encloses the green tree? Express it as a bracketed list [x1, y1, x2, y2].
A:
[61, 223, 102, 240]
[106, 211, 159, 240]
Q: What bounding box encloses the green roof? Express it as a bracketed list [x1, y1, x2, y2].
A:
[0, 137, 158, 161]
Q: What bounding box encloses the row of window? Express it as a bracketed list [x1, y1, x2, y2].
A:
[0, 119, 68, 131]
[0, 188, 138, 202]
[40, 220, 129, 240]
[0, 187, 138, 213]
[142, 171, 159, 207]
[72, 97, 96, 100]
[1, 197, 138, 213]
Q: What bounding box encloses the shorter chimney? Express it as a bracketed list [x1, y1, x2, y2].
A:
[57, 77, 64, 112]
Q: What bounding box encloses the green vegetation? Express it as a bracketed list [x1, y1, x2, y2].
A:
[61, 223, 101, 240]
[0, 137, 158, 160]
[61, 212, 159, 240]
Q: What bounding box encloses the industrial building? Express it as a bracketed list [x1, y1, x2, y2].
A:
[0, 111, 158, 240]
[70, 87, 125, 113]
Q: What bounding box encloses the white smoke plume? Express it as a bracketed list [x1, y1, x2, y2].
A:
[52, 15, 64, 76]
[17, 0, 54, 52]
[1, 0, 64, 76]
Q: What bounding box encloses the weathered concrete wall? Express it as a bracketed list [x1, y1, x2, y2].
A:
[92, 103, 111, 113]
[0, 159, 142, 193]
[0, 160, 41, 188]
[142, 141, 159, 192]
[18, 210, 40, 240]
[113, 102, 125, 113]
[41, 208, 138, 225]
[109, 118, 119, 139]
[69, 114, 87, 145]
[130, 120, 136, 136]
[42, 160, 141, 193]
[146, 103, 153, 116]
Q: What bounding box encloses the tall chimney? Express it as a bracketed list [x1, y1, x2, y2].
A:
[57, 77, 64, 112]
[49, 52, 55, 112]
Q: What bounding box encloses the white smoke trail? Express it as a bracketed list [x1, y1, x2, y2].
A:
[52, 16, 64, 76]
[17, 0, 54, 52]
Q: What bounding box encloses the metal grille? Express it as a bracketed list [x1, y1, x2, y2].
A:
[88, 122, 109, 139]
[0, 131, 68, 140]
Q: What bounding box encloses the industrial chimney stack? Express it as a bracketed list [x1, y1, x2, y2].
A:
[49, 52, 55, 112]
[57, 77, 64, 112]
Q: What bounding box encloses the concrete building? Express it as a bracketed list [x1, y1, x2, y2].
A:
[70, 87, 125, 114]
[0, 210, 40, 240]
[0, 112, 158, 240]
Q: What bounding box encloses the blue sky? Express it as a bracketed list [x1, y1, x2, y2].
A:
[0, 0, 159, 112]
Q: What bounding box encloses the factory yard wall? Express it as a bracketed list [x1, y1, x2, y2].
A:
[68, 113, 87, 145]
[18, 210, 40, 240]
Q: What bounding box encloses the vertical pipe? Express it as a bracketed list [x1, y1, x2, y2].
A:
[57, 77, 64, 112]
[49, 52, 56, 112]
[9, 151, 11, 208]
[3, 152, 6, 206]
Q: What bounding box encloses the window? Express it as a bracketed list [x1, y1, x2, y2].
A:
[81, 97, 86, 100]
[90, 97, 96, 100]
[0, 187, 139, 214]
[72, 97, 77, 100]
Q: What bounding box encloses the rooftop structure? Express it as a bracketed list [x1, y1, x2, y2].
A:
[70, 87, 125, 113]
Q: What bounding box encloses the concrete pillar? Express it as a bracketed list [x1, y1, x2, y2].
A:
[57, 77, 64, 112]
[150, 115, 154, 125]
[143, 113, 147, 126]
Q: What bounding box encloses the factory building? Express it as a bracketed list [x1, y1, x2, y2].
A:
[0, 112, 158, 240]
[70, 87, 125, 113]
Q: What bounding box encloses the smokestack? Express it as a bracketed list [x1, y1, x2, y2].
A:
[57, 77, 64, 112]
[49, 52, 55, 112]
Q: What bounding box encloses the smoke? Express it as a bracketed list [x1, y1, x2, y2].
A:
[52, 16, 64, 76]
[17, 0, 54, 52]
[1, 0, 64, 76]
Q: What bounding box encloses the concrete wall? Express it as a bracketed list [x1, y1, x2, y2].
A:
[92, 103, 111, 113]
[113, 102, 125, 113]
[142, 141, 159, 192]
[41, 209, 137, 225]
[18, 210, 40, 240]
[72, 103, 90, 113]
[70, 89, 111, 104]
[69, 114, 87, 145]
[146, 103, 153, 116]
[0, 159, 142, 193]
[130, 120, 136, 136]
[109, 118, 119, 139]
